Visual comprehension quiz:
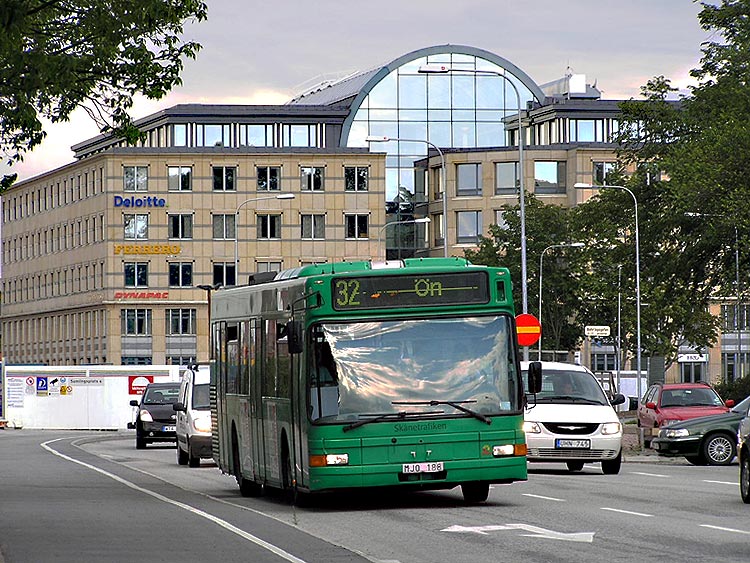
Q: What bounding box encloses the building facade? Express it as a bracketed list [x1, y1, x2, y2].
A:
[1, 44, 742, 385]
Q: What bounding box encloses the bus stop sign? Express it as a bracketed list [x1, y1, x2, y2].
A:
[516, 313, 541, 347]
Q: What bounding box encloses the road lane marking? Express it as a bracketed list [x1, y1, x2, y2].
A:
[522, 493, 565, 502]
[700, 524, 750, 535]
[703, 480, 737, 486]
[629, 471, 669, 478]
[442, 524, 594, 542]
[600, 507, 654, 518]
[41, 438, 308, 563]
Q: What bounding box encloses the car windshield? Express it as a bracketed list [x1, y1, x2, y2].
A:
[522, 367, 609, 405]
[660, 387, 723, 408]
[308, 315, 519, 422]
[192, 383, 210, 410]
[143, 386, 180, 405]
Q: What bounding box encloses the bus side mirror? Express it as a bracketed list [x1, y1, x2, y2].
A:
[287, 320, 303, 354]
[527, 361, 542, 394]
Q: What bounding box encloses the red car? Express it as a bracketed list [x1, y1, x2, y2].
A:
[638, 382, 734, 446]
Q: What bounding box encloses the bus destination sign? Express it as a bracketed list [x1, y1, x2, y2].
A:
[332, 271, 490, 310]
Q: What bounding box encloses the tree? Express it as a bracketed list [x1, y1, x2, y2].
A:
[465, 195, 586, 354]
[0, 0, 208, 190]
[593, 0, 750, 369]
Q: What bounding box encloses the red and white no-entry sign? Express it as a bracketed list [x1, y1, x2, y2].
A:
[516, 313, 542, 347]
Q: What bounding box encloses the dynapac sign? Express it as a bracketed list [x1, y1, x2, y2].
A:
[114, 195, 166, 207]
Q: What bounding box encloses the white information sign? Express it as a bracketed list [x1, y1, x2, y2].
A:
[585, 325, 611, 337]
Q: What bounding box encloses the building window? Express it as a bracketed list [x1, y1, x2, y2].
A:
[121, 309, 152, 336]
[534, 161, 566, 194]
[457, 163, 482, 196]
[124, 262, 148, 287]
[432, 212, 444, 247]
[168, 166, 192, 191]
[213, 262, 236, 287]
[495, 162, 518, 195]
[121, 356, 153, 365]
[283, 124, 317, 147]
[256, 261, 282, 273]
[124, 214, 148, 240]
[166, 308, 197, 335]
[456, 211, 482, 244]
[345, 214, 369, 239]
[345, 166, 368, 191]
[257, 214, 281, 239]
[172, 124, 187, 147]
[243, 124, 274, 147]
[569, 119, 605, 142]
[593, 161, 617, 186]
[257, 166, 280, 191]
[169, 262, 193, 287]
[168, 213, 193, 239]
[301, 214, 325, 239]
[301, 167, 324, 191]
[123, 166, 148, 192]
[213, 166, 236, 191]
[212, 214, 236, 240]
[591, 353, 616, 371]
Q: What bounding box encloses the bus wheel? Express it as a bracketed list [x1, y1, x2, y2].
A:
[461, 482, 490, 504]
[232, 431, 262, 497]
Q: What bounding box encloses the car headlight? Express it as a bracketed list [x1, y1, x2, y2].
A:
[192, 416, 212, 433]
[601, 422, 622, 435]
[139, 409, 153, 422]
[661, 428, 690, 438]
[523, 421, 541, 434]
[660, 419, 681, 427]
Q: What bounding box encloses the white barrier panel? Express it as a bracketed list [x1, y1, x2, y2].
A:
[2, 365, 181, 430]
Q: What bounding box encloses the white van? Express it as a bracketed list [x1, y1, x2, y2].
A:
[173, 365, 212, 467]
[521, 361, 626, 474]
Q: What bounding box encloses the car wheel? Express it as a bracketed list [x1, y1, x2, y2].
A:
[741, 450, 750, 504]
[461, 482, 490, 504]
[601, 452, 622, 475]
[702, 433, 736, 466]
[135, 427, 147, 450]
[188, 442, 200, 468]
[177, 445, 188, 465]
[566, 461, 584, 472]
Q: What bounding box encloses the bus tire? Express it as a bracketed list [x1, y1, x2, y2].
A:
[461, 482, 490, 504]
[232, 430, 262, 497]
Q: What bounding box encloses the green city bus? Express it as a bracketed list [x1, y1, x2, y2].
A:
[209, 257, 539, 504]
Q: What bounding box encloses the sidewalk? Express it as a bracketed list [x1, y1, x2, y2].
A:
[621, 423, 687, 464]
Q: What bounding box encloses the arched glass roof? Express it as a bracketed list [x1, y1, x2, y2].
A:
[341, 45, 544, 200]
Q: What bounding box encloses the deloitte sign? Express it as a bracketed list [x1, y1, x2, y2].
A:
[114, 195, 166, 208]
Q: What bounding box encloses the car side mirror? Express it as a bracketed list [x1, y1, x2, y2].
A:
[126, 422, 135, 429]
[726, 399, 735, 408]
[527, 361, 542, 394]
[287, 320, 304, 354]
[646, 401, 656, 409]
[173, 402, 186, 412]
[129, 399, 139, 407]
[610, 393, 626, 406]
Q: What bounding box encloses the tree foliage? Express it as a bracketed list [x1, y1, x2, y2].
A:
[0, 0, 208, 189]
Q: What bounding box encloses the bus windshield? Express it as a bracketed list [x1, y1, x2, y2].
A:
[309, 315, 518, 422]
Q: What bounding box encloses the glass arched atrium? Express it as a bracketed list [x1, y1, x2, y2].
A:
[342, 47, 544, 200]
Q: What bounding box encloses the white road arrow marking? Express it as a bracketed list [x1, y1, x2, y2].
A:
[442, 523, 594, 543]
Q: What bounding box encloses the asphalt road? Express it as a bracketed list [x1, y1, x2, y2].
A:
[2, 430, 748, 563]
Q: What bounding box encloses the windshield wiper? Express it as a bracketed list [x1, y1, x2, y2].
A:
[342, 410, 443, 432]
[392, 400, 492, 425]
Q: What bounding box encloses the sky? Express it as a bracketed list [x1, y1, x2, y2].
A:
[2, 0, 712, 183]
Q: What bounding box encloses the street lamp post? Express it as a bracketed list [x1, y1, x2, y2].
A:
[538, 242, 584, 360]
[365, 136, 447, 258]
[575, 183, 642, 402]
[376, 217, 431, 259]
[685, 212, 742, 380]
[234, 193, 294, 284]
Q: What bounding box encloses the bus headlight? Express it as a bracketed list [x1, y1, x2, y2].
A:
[310, 453, 349, 466]
[493, 444, 526, 457]
[523, 421, 541, 434]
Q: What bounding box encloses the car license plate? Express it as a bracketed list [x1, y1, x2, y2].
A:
[555, 439, 590, 449]
[402, 462, 444, 474]
[162, 425, 176, 432]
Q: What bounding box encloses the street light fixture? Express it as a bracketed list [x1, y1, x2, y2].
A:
[234, 193, 295, 284]
[538, 242, 585, 360]
[418, 65, 528, 312]
[365, 135, 447, 258]
[376, 217, 431, 259]
[575, 182, 642, 403]
[685, 212, 742, 380]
